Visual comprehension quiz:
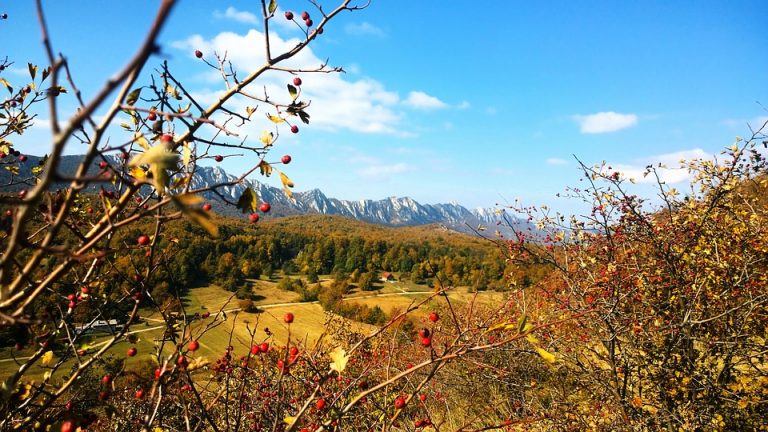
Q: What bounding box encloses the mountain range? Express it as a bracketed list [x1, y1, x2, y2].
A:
[1, 155, 523, 235]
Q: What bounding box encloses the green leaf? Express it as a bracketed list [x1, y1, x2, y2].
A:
[287, 84, 298, 101]
[28, 63, 37, 80]
[268, 0, 278, 14]
[171, 194, 218, 237]
[236, 187, 259, 214]
[518, 314, 528, 333]
[126, 88, 142, 106]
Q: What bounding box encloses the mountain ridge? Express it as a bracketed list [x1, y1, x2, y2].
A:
[1, 155, 523, 235]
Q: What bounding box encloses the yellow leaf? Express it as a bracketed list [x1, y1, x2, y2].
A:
[134, 133, 150, 150]
[535, 347, 556, 364]
[267, 114, 284, 124]
[260, 130, 274, 146]
[279, 171, 295, 188]
[41, 350, 54, 366]
[182, 140, 191, 167]
[284, 416, 296, 425]
[129, 166, 147, 180]
[329, 346, 349, 374]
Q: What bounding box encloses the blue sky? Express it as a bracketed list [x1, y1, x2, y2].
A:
[1, 1, 766, 213]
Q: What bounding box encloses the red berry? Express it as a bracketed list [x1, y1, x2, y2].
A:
[181, 384, 192, 392]
[315, 398, 326, 410]
[289, 346, 299, 356]
[81, 286, 90, 295]
[68, 301, 76, 309]
[290, 125, 299, 134]
[305, 18, 313, 27]
[161, 134, 173, 142]
[64, 400, 73, 411]
[415, 419, 424, 428]
[127, 347, 137, 357]
[98, 391, 109, 401]
[418, 328, 430, 338]
[293, 77, 302, 86]
[214, 155, 224, 162]
[147, 111, 157, 121]
[420, 337, 431, 347]
[301, 11, 310, 20]
[284, 11, 294, 20]
[428, 312, 439, 322]
[135, 388, 145, 399]
[102, 374, 112, 385]
[194, 49, 203, 58]
[18, 154, 27, 162]
[250, 345, 259, 355]
[202, 312, 210, 319]
[248, 213, 259, 223]
[277, 359, 287, 372]
[137, 234, 150, 246]
[98, 161, 108, 169]
[14, 342, 23, 351]
[154, 368, 162, 380]
[394, 396, 406, 409]
[202, 203, 212, 211]
[188, 340, 200, 352]
[419, 393, 427, 401]
[61, 420, 75, 432]
[281, 154, 292, 164]
[283, 312, 294, 323]
[260, 202, 271, 213]
[18, 190, 26, 199]
[259, 342, 269, 353]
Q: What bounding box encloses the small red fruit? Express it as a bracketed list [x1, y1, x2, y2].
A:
[293, 77, 302, 86]
[419, 393, 427, 401]
[428, 312, 439, 322]
[137, 234, 150, 246]
[98, 391, 109, 401]
[260, 202, 271, 213]
[201, 311, 210, 319]
[102, 374, 112, 385]
[18, 154, 27, 162]
[202, 203, 212, 211]
[277, 359, 287, 372]
[250, 345, 259, 355]
[135, 388, 145, 399]
[418, 328, 430, 338]
[68, 301, 76, 309]
[61, 420, 75, 432]
[394, 396, 406, 409]
[161, 134, 173, 142]
[284, 11, 294, 20]
[154, 368, 162, 380]
[188, 340, 200, 352]
[281, 154, 292, 164]
[147, 111, 157, 121]
[194, 49, 203, 58]
[127, 347, 137, 357]
[248, 213, 259, 223]
[315, 398, 326, 410]
[420, 337, 431, 347]
[283, 312, 294, 323]
[304, 18, 313, 27]
[290, 125, 299, 134]
[214, 155, 224, 162]
[259, 342, 269, 353]
[99, 161, 108, 169]
[289, 346, 299, 356]
[64, 400, 73, 411]
[301, 11, 309, 20]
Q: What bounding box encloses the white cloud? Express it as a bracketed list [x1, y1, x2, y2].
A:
[574, 111, 638, 134]
[172, 30, 406, 135]
[357, 162, 413, 177]
[344, 22, 385, 37]
[607, 148, 710, 184]
[213, 7, 258, 24]
[404, 91, 448, 110]
[456, 101, 471, 110]
[546, 158, 568, 166]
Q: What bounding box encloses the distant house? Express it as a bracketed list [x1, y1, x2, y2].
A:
[380, 272, 395, 282]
